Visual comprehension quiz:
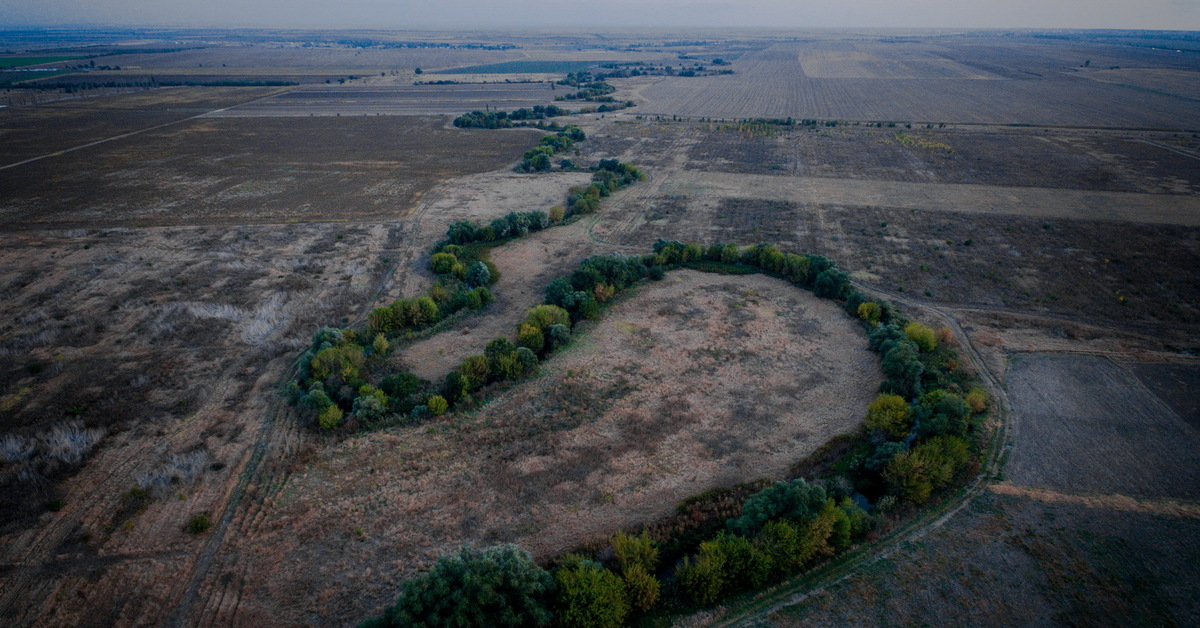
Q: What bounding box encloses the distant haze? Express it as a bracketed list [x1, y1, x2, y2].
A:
[2, 0, 1199, 31]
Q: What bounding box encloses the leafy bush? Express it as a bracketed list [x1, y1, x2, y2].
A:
[727, 478, 827, 536]
[904, 321, 937, 352]
[884, 435, 971, 504]
[553, 556, 629, 628]
[864, 393, 912, 438]
[965, 387, 989, 414]
[372, 545, 555, 627]
[186, 513, 212, 534]
[857, 301, 882, 326]
[427, 395, 448, 416]
[318, 404, 344, 430]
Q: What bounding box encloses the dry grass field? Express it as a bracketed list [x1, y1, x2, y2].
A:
[1, 27, 1199, 628]
[200, 271, 879, 626]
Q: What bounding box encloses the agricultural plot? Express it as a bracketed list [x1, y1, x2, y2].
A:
[0, 116, 538, 229]
[626, 43, 1200, 128]
[0, 86, 288, 164]
[667, 124, 1200, 194]
[769, 491, 1200, 627]
[205, 83, 559, 117]
[1004, 354, 1200, 500]
[798, 43, 1000, 79]
[1077, 67, 1200, 100]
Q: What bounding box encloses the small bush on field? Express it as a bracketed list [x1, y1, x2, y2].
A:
[186, 513, 212, 534]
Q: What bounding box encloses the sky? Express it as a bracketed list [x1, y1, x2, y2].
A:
[2, 0, 1199, 31]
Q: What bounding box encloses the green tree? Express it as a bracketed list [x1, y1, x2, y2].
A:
[553, 556, 629, 628]
[865, 393, 912, 438]
[884, 435, 971, 504]
[318, 404, 343, 430]
[710, 531, 772, 592]
[466, 261, 491, 287]
[430, 252, 459, 274]
[525, 304, 571, 330]
[857, 301, 882, 326]
[727, 478, 827, 536]
[904, 321, 937, 352]
[517, 323, 545, 352]
[376, 545, 555, 627]
[427, 395, 449, 416]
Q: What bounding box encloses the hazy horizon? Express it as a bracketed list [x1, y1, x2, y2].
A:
[2, 0, 1199, 32]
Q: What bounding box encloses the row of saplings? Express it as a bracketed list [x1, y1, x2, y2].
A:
[359, 239, 990, 626]
[285, 159, 645, 431]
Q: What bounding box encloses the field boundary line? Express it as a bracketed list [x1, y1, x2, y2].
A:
[988, 484, 1200, 518]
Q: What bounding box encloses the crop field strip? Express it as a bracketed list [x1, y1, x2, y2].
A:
[204, 83, 559, 117]
[630, 43, 1200, 129]
[639, 170, 1200, 227]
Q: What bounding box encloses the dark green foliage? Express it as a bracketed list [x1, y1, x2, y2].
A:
[466, 261, 491, 287]
[186, 513, 212, 534]
[373, 544, 555, 628]
[553, 556, 629, 628]
[547, 323, 572, 351]
[675, 544, 724, 607]
[727, 478, 827, 536]
[814, 268, 851, 299]
[709, 532, 772, 592]
[453, 105, 569, 128]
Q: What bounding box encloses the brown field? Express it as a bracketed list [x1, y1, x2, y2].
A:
[0, 87, 288, 164]
[207, 83, 561, 117]
[0, 116, 539, 229]
[1004, 354, 1200, 499]
[2, 27, 1199, 628]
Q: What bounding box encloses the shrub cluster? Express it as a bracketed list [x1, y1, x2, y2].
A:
[452, 104, 570, 129]
[517, 126, 587, 172]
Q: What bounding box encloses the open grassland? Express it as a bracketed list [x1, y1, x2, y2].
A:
[625, 42, 1200, 128]
[0, 116, 539, 229]
[208, 271, 879, 626]
[1078, 67, 1200, 100]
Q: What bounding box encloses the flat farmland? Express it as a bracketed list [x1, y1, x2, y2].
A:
[0, 86, 288, 164]
[1078, 67, 1200, 100]
[0, 116, 540, 229]
[798, 42, 1001, 79]
[207, 83, 559, 117]
[1004, 354, 1200, 500]
[82, 44, 526, 74]
[625, 43, 1200, 128]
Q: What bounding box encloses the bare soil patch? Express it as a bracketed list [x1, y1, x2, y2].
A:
[222, 270, 880, 625]
[1004, 353, 1200, 500]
